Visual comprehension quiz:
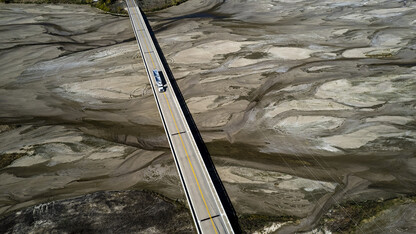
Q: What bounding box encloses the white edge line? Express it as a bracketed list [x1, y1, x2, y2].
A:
[125, 1, 202, 233]
[137, 5, 234, 233]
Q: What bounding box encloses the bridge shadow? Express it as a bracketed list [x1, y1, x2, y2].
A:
[139, 8, 242, 234]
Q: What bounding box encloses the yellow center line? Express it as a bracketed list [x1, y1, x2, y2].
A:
[128, 1, 219, 233]
[130, 0, 155, 67]
[163, 92, 218, 234]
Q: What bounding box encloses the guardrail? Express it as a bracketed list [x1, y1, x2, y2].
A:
[138, 7, 241, 234]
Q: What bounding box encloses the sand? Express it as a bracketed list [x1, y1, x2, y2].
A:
[315, 74, 415, 107]
[229, 58, 262, 68]
[264, 99, 352, 118]
[268, 47, 315, 60]
[275, 116, 345, 135]
[186, 95, 237, 113]
[342, 47, 400, 58]
[366, 116, 414, 125]
[173, 40, 248, 64]
[322, 125, 414, 149]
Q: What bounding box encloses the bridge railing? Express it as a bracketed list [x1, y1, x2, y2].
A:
[139, 7, 242, 234]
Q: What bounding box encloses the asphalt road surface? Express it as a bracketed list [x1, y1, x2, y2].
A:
[125, 1, 234, 233]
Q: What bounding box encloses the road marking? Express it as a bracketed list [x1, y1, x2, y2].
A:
[130, 1, 156, 68]
[128, 1, 219, 233]
[163, 92, 218, 234]
[201, 214, 220, 222]
[172, 131, 186, 136]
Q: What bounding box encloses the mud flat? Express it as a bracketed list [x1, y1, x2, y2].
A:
[1, 0, 416, 233]
[153, 0, 416, 232]
[0, 3, 189, 232]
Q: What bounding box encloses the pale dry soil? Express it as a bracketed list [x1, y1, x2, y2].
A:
[1, 0, 416, 233]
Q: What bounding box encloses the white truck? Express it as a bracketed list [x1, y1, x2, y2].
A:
[152, 69, 165, 93]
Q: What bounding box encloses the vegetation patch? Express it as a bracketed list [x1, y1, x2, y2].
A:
[1, 0, 89, 4]
[0, 125, 15, 134]
[0, 152, 26, 169]
[141, 0, 187, 12]
[239, 214, 296, 234]
[320, 196, 416, 233]
[1, 0, 127, 14]
[0, 0, 188, 14]
[94, 0, 126, 14]
[365, 52, 394, 58]
[0, 190, 194, 233]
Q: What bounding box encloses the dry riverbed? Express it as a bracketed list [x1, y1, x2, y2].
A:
[1, 0, 416, 233]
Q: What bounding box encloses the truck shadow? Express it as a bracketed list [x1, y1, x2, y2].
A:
[158, 71, 167, 87]
[140, 8, 242, 234]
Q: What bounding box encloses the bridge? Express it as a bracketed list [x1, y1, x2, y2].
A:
[125, 0, 237, 233]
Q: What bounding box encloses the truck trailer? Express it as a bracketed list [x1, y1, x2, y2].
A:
[152, 69, 165, 93]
